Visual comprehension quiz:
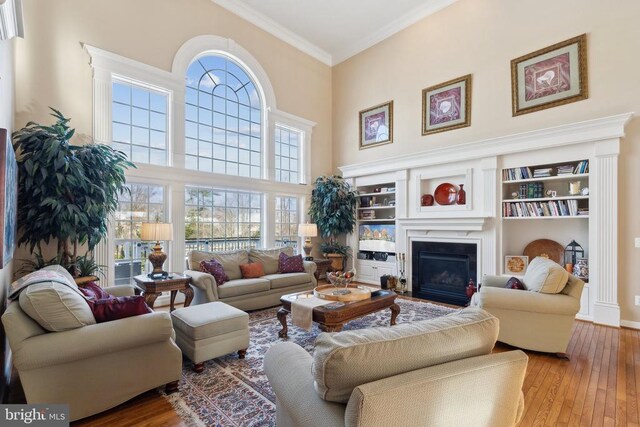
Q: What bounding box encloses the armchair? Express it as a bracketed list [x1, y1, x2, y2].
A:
[2, 285, 182, 421]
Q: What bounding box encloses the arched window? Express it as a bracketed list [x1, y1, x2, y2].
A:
[184, 54, 262, 178]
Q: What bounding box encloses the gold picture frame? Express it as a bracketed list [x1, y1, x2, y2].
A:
[511, 34, 588, 116]
[421, 74, 472, 136]
[505, 255, 529, 275]
[359, 101, 393, 150]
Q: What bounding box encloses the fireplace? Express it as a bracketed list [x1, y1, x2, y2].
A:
[411, 241, 477, 306]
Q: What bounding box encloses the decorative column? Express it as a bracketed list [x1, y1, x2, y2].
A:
[591, 139, 620, 327]
[480, 157, 498, 278]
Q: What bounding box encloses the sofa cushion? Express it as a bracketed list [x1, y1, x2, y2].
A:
[217, 278, 270, 299]
[41, 264, 77, 286]
[249, 247, 294, 275]
[523, 256, 568, 294]
[19, 281, 96, 332]
[278, 252, 305, 273]
[312, 307, 498, 403]
[263, 273, 313, 290]
[89, 295, 152, 323]
[189, 249, 248, 280]
[200, 259, 230, 286]
[240, 262, 265, 279]
[172, 301, 248, 340]
[79, 282, 112, 300]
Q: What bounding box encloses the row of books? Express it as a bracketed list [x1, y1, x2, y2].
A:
[503, 200, 582, 217]
[502, 160, 590, 181]
[518, 182, 544, 199]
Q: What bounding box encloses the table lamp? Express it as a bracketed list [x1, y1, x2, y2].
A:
[140, 221, 173, 279]
[298, 223, 317, 261]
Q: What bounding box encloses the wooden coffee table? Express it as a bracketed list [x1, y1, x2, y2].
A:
[277, 289, 400, 338]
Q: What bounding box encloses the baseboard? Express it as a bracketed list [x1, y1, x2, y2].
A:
[593, 301, 621, 327]
[621, 319, 640, 330]
[575, 313, 593, 322]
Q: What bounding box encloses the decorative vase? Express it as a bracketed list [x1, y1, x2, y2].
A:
[421, 194, 434, 206]
[573, 258, 589, 279]
[465, 278, 476, 299]
[457, 184, 466, 205]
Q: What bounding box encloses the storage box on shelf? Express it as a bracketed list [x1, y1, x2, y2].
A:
[355, 183, 397, 285]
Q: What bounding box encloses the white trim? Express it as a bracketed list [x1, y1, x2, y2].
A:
[209, 0, 332, 66]
[0, 0, 23, 40]
[621, 319, 640, 330]
[339, 113, 633, 178]
[332, 0, 458, 65]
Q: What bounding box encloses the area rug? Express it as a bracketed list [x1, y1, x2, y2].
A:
[161, 298, 457, 427]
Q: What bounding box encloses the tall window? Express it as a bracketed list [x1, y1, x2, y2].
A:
[184, 55, 262, 178]
[112, 80, 168, 165]
[114, 184, 165, 285]
[185, 186, 262, 253]
[275, 196, 298, 248]
[275, 125, 302, 183]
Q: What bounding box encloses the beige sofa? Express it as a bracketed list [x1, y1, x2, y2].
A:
[1, 278, 182, 421]
[264, 307, 528, 427]
[185, 247, 317, 311]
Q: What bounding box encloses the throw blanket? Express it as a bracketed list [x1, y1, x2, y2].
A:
[8, 270, 84, 301]
[291, 295, 331, 331]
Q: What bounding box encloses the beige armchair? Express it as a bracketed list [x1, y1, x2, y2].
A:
[264, 308, 528, 427]
[2, 285, 182, 421]
[471, 274, 584, 356]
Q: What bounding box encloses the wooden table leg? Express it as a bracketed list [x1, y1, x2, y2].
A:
[180, 285, 194, 308]
[390, 303, 400, 326]
[143, 291, 161, 309]
[277, 308, 289, 338]
[170, 290, 177, 312]
[319, 324, 343, 333]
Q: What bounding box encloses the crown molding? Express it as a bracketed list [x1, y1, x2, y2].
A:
[0, 0, 23, 40]
[332, 0, 458, 65]
[339, 112, 634, 178]
[210, 0, 333, 66]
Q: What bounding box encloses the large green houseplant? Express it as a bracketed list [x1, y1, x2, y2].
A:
[13, 108, 134, 276]
[308, 175, 357, 271]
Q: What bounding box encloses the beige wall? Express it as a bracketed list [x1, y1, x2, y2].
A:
[332, 0, 640, 323]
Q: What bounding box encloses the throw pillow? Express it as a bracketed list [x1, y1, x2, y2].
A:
[523, 256, 569, 294]
[18, 281, 96, 332]
[278, 252, 305, 274]
[79, 282, 112, 300]
[239, 262, 265, 279]
[200, 259, 230, 286]
[504, 277, 526, 290]
[88, 296, 152, 323]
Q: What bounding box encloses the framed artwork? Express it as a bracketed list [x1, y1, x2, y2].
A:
[359, 101, 393, 149]
[421, 74, 471, 136]
[0, 128, 17, 267]
[511, 34, 588, 116]
[505, 255, 529, 275]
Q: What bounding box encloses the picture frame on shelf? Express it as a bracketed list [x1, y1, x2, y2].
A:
[421, 74, 472, 135]
[359, 101, 393, 150]
[511, 34, 588, 116]
[505, 255, 529, 275]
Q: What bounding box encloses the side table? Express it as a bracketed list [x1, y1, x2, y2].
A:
[311, 258, 332, 280]
[133, 273, 194, 312]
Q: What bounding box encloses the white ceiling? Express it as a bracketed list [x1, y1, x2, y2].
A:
[211, 0, 458, 66]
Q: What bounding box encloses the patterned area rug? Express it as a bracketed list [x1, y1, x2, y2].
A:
[161, 298, 457, 426]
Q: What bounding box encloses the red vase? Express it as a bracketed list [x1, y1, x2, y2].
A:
[465, 278, 476, 299]
[421, 194, 434, 206]
[457, 184, 466, 205]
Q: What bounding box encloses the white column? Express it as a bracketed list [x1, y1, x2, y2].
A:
[591, 139, 620, 326]
[481, 157, 498, 276]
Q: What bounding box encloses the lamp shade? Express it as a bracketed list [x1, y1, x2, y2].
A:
[140, 222, 173, 242]
[298, 223, 317, 237]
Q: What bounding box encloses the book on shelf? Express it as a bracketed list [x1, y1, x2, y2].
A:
[503, 199, 581, 218]
[533, 168, 552, 177]
[502, 166, 533, 181]
[517, 182, 544, 199]
[556, 165, 575, 175]
[573, 160, 589, 174]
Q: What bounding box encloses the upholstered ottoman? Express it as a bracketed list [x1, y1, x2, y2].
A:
[171, 302, 250, 372]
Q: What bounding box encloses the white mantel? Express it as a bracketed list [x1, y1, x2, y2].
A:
[340, 113, 633, 327]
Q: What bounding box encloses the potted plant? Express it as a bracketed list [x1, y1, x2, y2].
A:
[13, 108, 133, 279]
[309, 175, 357, 271]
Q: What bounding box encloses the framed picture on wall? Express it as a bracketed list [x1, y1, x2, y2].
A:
[0, 128, 17, 267]
[359, 101, 393, 149]
[421, 74, 472, 136]
[505, 255, 529, 275]
[511, 34, 588, 116]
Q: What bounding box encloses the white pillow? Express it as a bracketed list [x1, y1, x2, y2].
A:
[41, 264, 77, 287]
[523, 256, 569, 294]
[19, 281, 96, 332]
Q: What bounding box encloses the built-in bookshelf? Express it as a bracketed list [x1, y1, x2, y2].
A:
[502, 160, 589, 219]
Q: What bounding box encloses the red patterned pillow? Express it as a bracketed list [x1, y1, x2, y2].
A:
[88, 296, 152, 323]
[79, 282, 112, 301]
[278, 252, 305, 274]
[505, 277, 526, 290]
[200, 259, 230, 286]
